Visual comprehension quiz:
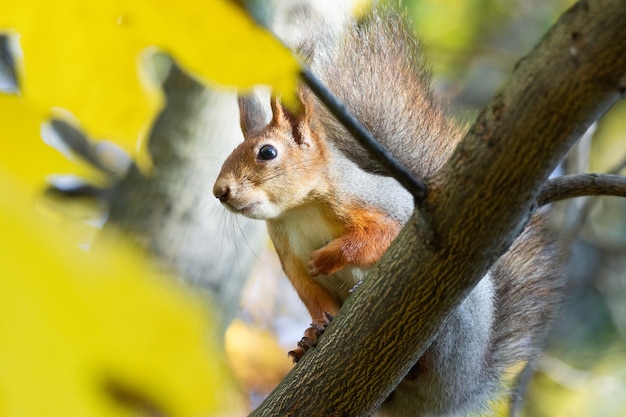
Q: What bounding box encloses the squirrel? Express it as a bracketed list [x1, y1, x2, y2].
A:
[213, 6, 564, 417]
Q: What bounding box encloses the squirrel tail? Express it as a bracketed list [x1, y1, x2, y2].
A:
[490, 211, 566, 406]
[307, 7, 464, 178]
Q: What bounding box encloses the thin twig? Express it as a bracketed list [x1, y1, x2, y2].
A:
[560, 153, 626, 242]
[300, 68, 426, 203]
[537, 173, 626, 206]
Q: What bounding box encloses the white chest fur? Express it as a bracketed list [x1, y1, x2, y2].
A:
[279, 205, 335, 260]
[275, 205, 367, 301]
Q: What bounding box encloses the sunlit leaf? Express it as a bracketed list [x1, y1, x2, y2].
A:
[225, 319, 292, 395]
[0, 175, 243, 417]
[0, 0, 300, 169]
[0, 94, 101, 193]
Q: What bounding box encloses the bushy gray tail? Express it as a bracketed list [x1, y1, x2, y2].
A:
[491, 213, 565, 375]
[306, 8, 464, 179]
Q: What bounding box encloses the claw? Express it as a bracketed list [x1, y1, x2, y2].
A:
[289, 312, 336, 364]
[288, 348, 304, 363]
[297, 337, 315, 350]
[311, 322, 326, 334]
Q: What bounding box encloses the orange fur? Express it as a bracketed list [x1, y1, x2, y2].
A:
[267, 199, 403, 323]
[308, 205, 403, 277]
[268, 220, 342, 322]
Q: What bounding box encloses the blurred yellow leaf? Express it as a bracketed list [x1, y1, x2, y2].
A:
[0, 0, 299, 169]
[0, 174, 243, 417]
[0, 94, 100, 193]
[225, 319, 292, 395]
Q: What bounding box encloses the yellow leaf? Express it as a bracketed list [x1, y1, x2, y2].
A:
[0, 174, 243, 417]
[0, 94, 101, 193]
[225, 319, 292, 394]
[0, 0, 299, 170]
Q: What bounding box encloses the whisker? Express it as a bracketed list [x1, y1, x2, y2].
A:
[210, 199, 265, 275]
[234, 215, 264, 265]
[189, 155, 227, 164]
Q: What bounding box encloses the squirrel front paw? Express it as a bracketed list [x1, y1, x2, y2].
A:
[288, 312, 334, 363]
[307, 241, 347, 277]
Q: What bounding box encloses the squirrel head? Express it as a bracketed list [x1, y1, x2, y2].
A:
[213, 89, 329, 219]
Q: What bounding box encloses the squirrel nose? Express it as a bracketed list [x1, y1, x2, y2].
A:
[213, 181, 231, 203]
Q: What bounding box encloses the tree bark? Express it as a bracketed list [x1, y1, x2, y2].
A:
[250, 0, 626, 415]
[105, 61, 266, 328]
[538, 173, 626, 206]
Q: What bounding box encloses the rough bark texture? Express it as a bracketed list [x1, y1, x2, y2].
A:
[538, 173, 626, 206]
[250, 0, 626, 415]
[105, 63, 266, 327]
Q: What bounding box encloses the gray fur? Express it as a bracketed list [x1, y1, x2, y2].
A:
[294, 7, 565, 417]
[378, 214, 564, 416]
[378, 275, 497, 417]
[328, 141, 414, 224]
[306, 8, 464, 178]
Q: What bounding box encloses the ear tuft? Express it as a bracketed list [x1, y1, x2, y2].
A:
[269, 96, 288, 127]
[298, 87, 315, 126]
[270, 92, 312, 146]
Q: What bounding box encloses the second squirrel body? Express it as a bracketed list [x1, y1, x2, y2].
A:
[213, 6, 564, 417]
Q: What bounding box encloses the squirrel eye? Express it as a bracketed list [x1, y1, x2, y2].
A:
[257, 144, 278, 161]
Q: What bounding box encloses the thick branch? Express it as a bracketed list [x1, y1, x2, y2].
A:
[538, 174, 626, 206]
[251, 1, 626, 416]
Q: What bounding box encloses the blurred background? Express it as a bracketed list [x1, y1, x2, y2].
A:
[1, 0, 625, 416]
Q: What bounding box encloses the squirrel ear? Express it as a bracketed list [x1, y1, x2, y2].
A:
[270, 92, 313, 146]
[238, 90, 272, 139]
[298, 87, 315, 124]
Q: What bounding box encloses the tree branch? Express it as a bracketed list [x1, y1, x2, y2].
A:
[300, 68, 427, 203]
[538, 174, 626, 206]
[561, 153, 626, 240]
[251, 0, 626, 415]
